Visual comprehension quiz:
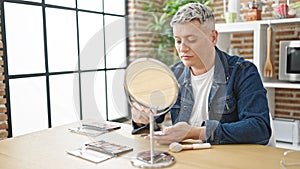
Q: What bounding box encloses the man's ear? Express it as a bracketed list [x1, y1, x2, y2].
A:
[211, 30, 218, 46]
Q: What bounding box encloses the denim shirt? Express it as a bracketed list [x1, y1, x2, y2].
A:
[169, 47, 271, 144]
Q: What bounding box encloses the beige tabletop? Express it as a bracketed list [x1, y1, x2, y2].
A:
[0, 122, 297, 169]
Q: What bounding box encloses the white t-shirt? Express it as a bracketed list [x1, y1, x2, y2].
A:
[188, 66, 214, 126]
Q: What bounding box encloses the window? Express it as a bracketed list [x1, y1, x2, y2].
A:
[1, 0, 128, 136]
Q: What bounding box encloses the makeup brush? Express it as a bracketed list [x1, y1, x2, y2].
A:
[169, 142, 211, 153]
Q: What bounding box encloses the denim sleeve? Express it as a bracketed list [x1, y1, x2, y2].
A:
[204, 120, 220, 143]
[205, 63, 271, 144]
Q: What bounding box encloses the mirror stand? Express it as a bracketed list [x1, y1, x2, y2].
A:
[131, 113, 175, 168]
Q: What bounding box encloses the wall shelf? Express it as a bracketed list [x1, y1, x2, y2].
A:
[263, 81, 300, 89]
[215, 18, 300, 117]
[215, 18, 300, 88]
[216, 18, 300, 31]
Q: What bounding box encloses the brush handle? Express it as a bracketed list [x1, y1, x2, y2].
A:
[182, 143, 211, 150]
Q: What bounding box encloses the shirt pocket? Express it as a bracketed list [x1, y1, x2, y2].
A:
[212, 94, 236, 115]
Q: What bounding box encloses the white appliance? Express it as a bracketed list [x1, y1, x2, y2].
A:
[279, 40, 300, 82]
[273, 118, 300, 145]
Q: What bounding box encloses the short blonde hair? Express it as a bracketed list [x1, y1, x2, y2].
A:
[170, 3, 215, 31]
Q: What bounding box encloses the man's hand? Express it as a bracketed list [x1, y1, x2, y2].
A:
[131, 102, 150, 125]
[153, 122, 205, 145]
[154, 122, 192, 144]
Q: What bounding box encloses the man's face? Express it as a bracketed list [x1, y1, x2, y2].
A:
[173, 20, 217, 72]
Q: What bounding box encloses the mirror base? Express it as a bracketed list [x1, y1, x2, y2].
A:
[131, 151, 175, 168]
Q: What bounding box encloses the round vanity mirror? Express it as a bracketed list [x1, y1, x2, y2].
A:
[124, 58, 178, 168]
[124, 58, 178, 114]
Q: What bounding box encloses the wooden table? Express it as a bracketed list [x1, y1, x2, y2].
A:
[0, 122, 298, 169]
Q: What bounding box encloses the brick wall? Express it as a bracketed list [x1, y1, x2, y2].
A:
[128, 0, 162, 61]
[0, 8, 8, 139]
[275, 89, 300, 119]
[128, 0, 300, 120]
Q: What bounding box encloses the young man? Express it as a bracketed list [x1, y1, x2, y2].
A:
[131, 3, 271, 145]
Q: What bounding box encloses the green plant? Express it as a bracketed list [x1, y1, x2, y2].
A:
[289, 1, 300, 9]
[143, 0, 211, 66]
